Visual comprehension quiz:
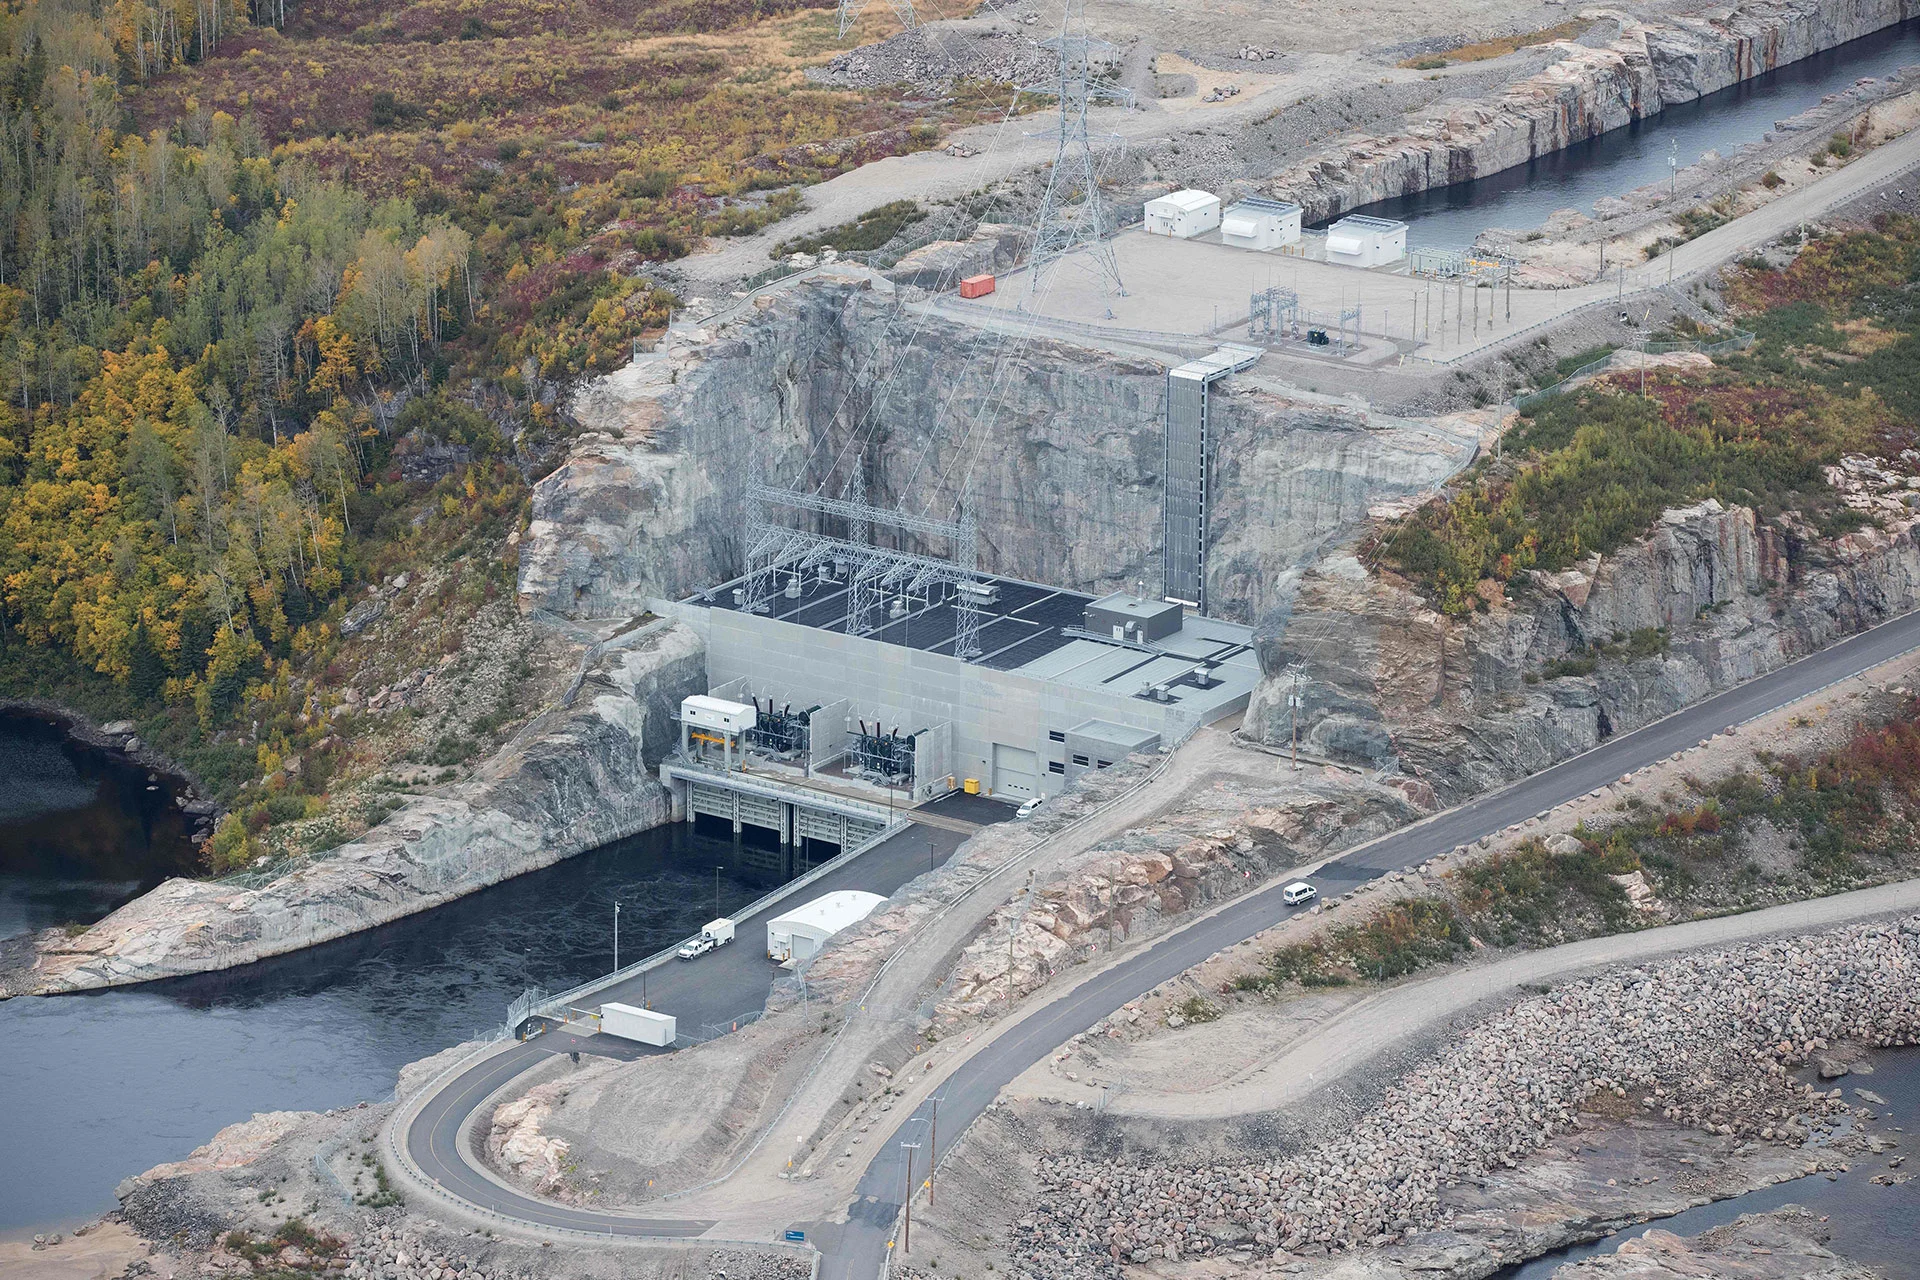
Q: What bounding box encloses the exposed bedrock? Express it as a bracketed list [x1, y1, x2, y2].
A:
[521, 275, 1488, 624]
[1269, 0, 1920, 224]
[11, 620, 704, 995]
[1248, 500, 1920, 797]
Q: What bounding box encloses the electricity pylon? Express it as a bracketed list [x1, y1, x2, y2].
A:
[837, 0, 913, 39]
[1022, 0, 1133, 298]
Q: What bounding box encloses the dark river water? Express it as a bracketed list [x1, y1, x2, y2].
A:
[1335, 17, 1920, 246]
[0, 715, 792, 1239]
[1502, 1047, 1920, 1279]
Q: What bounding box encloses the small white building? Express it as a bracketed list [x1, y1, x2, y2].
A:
[1324, 214, 1408, 268]
[1143, 189, 1222, 239]
[766, 889, 888, 966]
[1220, 197, 1302, 251]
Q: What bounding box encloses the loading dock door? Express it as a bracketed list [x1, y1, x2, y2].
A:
[991, 744, 1040, 799]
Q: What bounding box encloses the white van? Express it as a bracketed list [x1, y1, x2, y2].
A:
[1281, 881, 1318, 906]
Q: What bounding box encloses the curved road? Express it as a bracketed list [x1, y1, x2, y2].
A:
[398, 606, 1920, 1272]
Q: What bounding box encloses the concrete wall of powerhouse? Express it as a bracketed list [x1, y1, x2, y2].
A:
[660, 600, 1214, 800]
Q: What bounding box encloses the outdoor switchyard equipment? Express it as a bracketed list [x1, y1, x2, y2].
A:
[1324, 214, 1409, 268]
[737, 483, 988, 661]
[1163, 345, 1262, 613]
[1220, 197, 1302, 251]
[1144, 189, 1222, 239]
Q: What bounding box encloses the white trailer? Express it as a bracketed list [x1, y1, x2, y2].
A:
[1143, 189, 1222, 239]
[677, 917, 736, 960]
[766, 890, 888, 966]
[600, 1002, 676, 1046]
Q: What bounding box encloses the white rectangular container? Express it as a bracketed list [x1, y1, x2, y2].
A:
[600, 1002, 676, 1046]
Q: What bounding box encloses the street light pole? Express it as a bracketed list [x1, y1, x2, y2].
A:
[715, 865, 723, 920]
[613, 899, 620, 973]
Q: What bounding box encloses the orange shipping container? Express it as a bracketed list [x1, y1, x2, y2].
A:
[959, 274, 995, 298]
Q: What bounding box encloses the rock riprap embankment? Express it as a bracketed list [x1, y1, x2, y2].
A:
[1014, 917, 1919, 1276]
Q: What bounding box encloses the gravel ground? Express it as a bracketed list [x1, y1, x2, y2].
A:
[1009, 914, 1918, 1275]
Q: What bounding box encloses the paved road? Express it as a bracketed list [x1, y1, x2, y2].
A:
[826, 604, 1920, 1280]
[397, 605, 1920, 1258]
[399, 818, 978, 1236]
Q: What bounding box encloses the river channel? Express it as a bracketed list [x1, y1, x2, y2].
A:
[1338, 16, 1920, 247]
[1501, 1047, 1920, 1279]
[0, 713, 788, 1239]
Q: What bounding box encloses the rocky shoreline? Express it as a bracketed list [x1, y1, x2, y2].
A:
[1267, 0, 1920, 223]
[1, 618, 705, 997]
[0, 697, 217, 829]
[1009, 915, 1919, 1278]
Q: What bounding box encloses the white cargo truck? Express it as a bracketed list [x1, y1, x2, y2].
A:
[599, 1002, 676, 1046]
[766, 890, 888, 966]
[677, 917, 736, 960]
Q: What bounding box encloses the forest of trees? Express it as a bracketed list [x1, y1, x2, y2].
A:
[0, 1, 498, 738]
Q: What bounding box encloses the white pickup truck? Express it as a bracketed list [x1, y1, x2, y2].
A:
[677, 917, 736, 960]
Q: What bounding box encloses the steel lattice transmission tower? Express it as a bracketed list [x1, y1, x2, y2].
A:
[1022, 0, 1132, 298]
[836, 0, 913, 40]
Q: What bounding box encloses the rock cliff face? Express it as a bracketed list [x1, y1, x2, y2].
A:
[1247, 500, 1920, 798]
[522, 274, 1487, 624]
[14, 619, 705, 995]
[1269, 0, 1919, 223]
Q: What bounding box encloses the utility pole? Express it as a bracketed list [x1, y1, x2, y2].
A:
[928, 1096, 941, 1206]
[901, 1140, 922, 1252]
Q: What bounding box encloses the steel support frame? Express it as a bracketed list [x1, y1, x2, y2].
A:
[740, 487, 984, 659]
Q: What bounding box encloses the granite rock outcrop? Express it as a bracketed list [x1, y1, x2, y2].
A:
[1248, 499, 1920, 798]
[1269, 0, 1919, 223]
[521, 275, 1487, 625]
[14, 619, 705, 995]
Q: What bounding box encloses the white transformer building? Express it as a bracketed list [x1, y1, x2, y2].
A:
[1220, 197, 1302, 251]
[1324, 214, 1408, 268]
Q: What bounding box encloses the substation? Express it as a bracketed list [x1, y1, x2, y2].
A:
[646, 113, 1514, 848]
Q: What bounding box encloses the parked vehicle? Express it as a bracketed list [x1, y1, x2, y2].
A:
[1281, 881, 1318, 906]
[677, 917, 736, 960]
[1016, 796, 1044, 818]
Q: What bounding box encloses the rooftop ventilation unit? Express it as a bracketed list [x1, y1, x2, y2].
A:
[889, 597, 908, 620]
[958, 580, 1001, 606]
[1190, 664, 1218, 688]
[785, 576, 802, 599]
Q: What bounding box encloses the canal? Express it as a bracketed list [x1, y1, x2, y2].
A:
[1338, 16, 1920, 246]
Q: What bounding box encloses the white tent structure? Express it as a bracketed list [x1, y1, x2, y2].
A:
[1324, 214, 1408, 268]
[1220, 197, 1301, 251]
[766, 890, 888, 966]
[1144, 189, 1222, 239]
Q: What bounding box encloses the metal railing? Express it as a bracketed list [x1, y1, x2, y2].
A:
[523, 819, 909, 1025]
